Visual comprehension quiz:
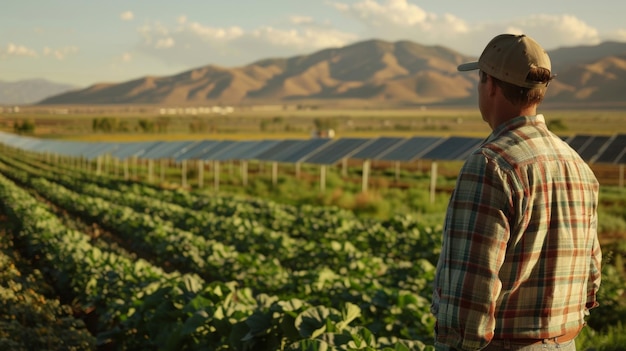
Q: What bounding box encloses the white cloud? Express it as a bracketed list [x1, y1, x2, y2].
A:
[138, 21, 171, 46]
[330, 0, 470, 48]
[2, 43, 38, 58]
[605, 29, 626, 42]
[330, 0, 612, 55]
[121, 11, 134, 21]
[289, 16, 314, 25]
[43, 46, 79, 60]
[122, 52, 132, 62]
[186, 22, 244, 40]
[2, 43, 79, 60]
[336, 0, 429, 26]
[135, 18, 357, 68]
[248, 26, 354, 49]
[131, 1, 619, 71]
[154, 37, 175, 49]
[503, 14, 600, 49]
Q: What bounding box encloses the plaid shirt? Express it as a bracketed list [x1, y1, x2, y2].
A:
[431, 115, 602, 350]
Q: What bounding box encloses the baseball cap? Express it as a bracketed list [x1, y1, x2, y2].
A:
[458, 34, 552, 88]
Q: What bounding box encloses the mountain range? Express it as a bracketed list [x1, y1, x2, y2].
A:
[0, 79, 79, 105]
[12, 39, 626, 107]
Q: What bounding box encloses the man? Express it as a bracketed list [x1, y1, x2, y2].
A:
[431, 34, 602, 351]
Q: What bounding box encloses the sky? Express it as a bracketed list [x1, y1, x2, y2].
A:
[2, 0, 626, 87]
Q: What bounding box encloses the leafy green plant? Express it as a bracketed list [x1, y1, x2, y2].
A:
[1, 146, 625, 350]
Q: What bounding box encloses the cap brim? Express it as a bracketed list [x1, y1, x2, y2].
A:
[457, 61, 479, 72]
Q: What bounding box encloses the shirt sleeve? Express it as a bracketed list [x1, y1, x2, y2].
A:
[435, 153, 512, 350]
[586, 212, 602, 310]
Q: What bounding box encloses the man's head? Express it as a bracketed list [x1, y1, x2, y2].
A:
[459, 34, 554, 108]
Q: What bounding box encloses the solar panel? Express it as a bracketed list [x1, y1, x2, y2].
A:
[28, 139, 55, 152]
[455, 138, 485, 160]
[16, 137, 43, 151]
[49, 141, 93, 157]
[253, 139, 306, 161]
[566, 135, 593, 154]
[578, 136, 610, 162]
[235, 140, 280, 160]
[379, 136, 443, 161]
[350, 137, 406, 160]
[2, 131, 625, 170]
[79, 142, 119, 160]
[142, 141, 198, 160]
[302, 138, 373, 165]
[618, 150, 626, 164]
[420, 137, 483, 161]
[0, 132, 35, 149]
[277, 139, 334, 163]
[593, 134, 626, 164]
[175, 140, 221, 162]
[210, 140, 278, 161]
[110, 141, 161, 159]
[196, 140, 238, 161]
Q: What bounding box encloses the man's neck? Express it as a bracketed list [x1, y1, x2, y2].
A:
[489, 103, 537, 130]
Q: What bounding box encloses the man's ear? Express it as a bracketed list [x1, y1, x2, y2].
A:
[487, 75, 498, 97]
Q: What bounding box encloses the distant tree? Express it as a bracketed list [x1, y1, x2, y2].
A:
[13, 119, 35, 134]
[137, 119, 155, 133]
[155, 116, 171, 133]
[118, 120, 131, 132]
[313, 117, 338, 131]
[260, 119, 270, 132]
[92, 117, 120, 132]
[189, 118, 209, 133]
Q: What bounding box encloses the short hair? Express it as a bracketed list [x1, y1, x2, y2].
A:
[480, 67, 551, 107]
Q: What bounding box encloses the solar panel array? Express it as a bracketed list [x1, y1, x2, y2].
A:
[1, 131, 625, 165]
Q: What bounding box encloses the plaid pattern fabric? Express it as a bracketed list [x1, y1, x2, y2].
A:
[431, 115, 601, 350]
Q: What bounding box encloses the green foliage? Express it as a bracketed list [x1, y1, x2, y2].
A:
[137, 118, 155, 132]
[13, 119, 35, 134]
[0, 149, 625, 350]
[188, 117, 211, 133]
[0, 224, 96, 350]
[92, 117, 120, 132]
[587, 246, 626, 332]
[155, 116, 171, 133]
[260, 117, 287, 132]
[577, 322, 626, 351]
[313, 118, 339, 131]
[547, 118, 568, 131]
[597, 212, 626, 235]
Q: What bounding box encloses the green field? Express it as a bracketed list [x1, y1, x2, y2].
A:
[1, 106, 625, 350]
[3, 105, 626, 141]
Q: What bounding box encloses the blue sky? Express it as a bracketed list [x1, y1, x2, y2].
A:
[2, 0, 625, 87]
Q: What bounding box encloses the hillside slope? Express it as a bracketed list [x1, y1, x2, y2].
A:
[37, 39, 626, 106]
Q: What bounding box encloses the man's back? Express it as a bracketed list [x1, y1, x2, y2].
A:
[432, 115, 601, 348]
[434, 33, 601, 351]
[479, 114, 601, 338]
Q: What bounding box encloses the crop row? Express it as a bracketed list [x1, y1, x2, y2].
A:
[0, 217, 96, 350]
[6, 151, 442, 263]
[0, 155, 437, 330]
[1, 153, 439, 294]
[0, 169, 438, 350]
[1, 151, 432, 349]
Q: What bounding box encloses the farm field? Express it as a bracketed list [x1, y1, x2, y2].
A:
[1, 106, 626, 350]
[0, 148, 442, 350]
[3, 105, 626, 141]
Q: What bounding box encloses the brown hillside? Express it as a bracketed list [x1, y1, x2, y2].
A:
[549, 55, 626, 102]
[37, 39, 626, 106]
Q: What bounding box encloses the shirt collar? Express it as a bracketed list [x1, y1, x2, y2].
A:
[485, 114, 546, 144]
